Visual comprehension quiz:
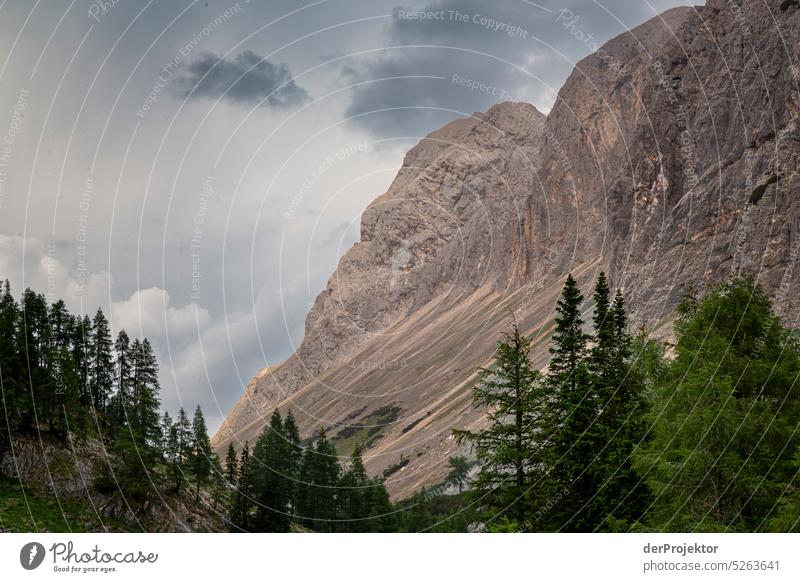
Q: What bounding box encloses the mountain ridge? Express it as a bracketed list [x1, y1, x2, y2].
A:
[214, 0, 800, 499]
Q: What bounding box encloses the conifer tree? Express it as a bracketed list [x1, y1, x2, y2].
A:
[0, 281, 20, 448]
[365, 476, 395, 532]
[19, 289, 50, 370]
[49, 300, 72, 350]
[297, 428, 340, 531]
[635, 278, 800, 531]
[231, 441, 253, 531]
[283, 410, 302, 511]
[72, 315, 91, 405]
[338, 446, 370, 531]
[166, 420, 184, 491]
[446, 455, 471, 493]
[189, 405, 216, 497]
[175, 406, 193, 464]
[18, 290, 55, 428]
[583, 279, 650, 529]
[110, 330, 132, 426]
[283, 410, 303, 470]
[250, 411, 292, 531]
[455, 319, 544, 526]
[159, 411, 173, 455]
[225, 442, 238, 487]
[0, 281, 19, 375]
[89, 309, 113, 411]
[130, 339, 161, 449]
[538, 273, 598, 531]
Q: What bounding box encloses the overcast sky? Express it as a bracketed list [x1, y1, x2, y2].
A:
[0, 0, 698, 432]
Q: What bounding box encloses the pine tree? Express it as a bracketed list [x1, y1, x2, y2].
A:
[158, 411, 172, 454]
[165, 420, 184, 491]
[231, 441, 253, 531]
[89, 309, 113, 411]
[297, 428, 340, 531]
[446, 455, 471, 493]
[72, 315, 91, 405]
[175, 406, 193, 464]
[224, 442, 238, 487]
[189, 405, 216, 497]
[0, 281, 21, 449]
[110, 330, 132, 427]
[338, 446, 370, 531]
[18, 289, 50, 370]
[49, 300, 72, 350]
[130, 339, 161, 449]
[282, 409, 302, 512]
[250, 411, 292, 532]
[17, 290, 55, 429]
[364, 476, 395, 532]
[455, 319, 545, 527]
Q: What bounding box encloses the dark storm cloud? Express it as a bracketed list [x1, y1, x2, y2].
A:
[345, 0, 694, 137]
[174, 50, 310, 107]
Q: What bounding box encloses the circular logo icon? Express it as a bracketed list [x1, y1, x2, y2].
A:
[20, 542, 46, 570]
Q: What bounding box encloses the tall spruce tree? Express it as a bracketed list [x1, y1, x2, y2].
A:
[538, 273, 598, 531]
[130, 339, 161, 449]
[89, 309, 113, 411]
[282, 410, 302, 512]
[455, 319, 545, 526]
[297, 428, 340, 531]
[231, 441, 253, 531]
[110, 330, 132, 427]
[0, 281, 20, 449]
[189, 405, 216, 497]
[72, 315, 91, 405]
[165, 420, 184, 491]
[583, 278, 650, 529]
[225, 443, 238, 487]
[338, 445, 370, 531]
[159, 411, 173, 456]
[175, 406, 193, 464]
[250, 411, 293, 531]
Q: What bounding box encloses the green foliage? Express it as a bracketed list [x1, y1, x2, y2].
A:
[297, 428, 340, 531]
[224, 442, 237, 487]
[0, 476, 130, 532]
[393, 489, 478, 532]
[455, 318, 546, 524]
[189, 405, 218, 497]
[250, 411, 293, 531]
[532, 274, 598, 531]
[89, 309, 114, 412]
[446, 456, 471, 493]
[0, 280, 219, 530]
[230, 441, 253, 531]
[634, 278, 800, 531]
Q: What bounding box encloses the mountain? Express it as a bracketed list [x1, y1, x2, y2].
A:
[213, 0, 800, 499]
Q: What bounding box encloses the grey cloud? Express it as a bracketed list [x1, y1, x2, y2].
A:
[345, 0, 694, 137]
[174, 50, 310, 107]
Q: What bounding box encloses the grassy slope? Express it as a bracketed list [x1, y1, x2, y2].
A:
[0, 476, 130, 532]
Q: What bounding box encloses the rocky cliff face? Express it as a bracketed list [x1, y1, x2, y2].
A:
[215, 0, 800, 499]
